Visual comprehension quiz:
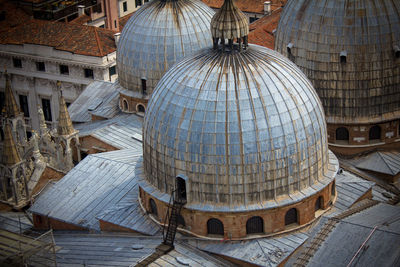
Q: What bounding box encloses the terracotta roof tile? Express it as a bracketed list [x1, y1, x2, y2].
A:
[0, 19, 116, 57]
[248, 7, 283, 49]
[119, 12, 136, 31]
[69, 14, 91, 25]
[0, 0, 31, 32]
[202, 0, 285, 14]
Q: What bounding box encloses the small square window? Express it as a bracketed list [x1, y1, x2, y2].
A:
[13, 58, 22, 68]
[60, 64, 69, 75]
[135, 0, 141, 8]
[123, 1, 127, 12]
[109, 65, 116, 77]
[36, 62, 45, 72]
[84, 68, 94, 79]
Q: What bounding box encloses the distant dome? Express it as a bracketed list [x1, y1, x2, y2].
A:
[275, 0, 400, 124]
[143, 45, 335, 211]
[117, 0, 214, 96]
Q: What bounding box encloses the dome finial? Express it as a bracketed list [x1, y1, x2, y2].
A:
[210, 0, 249, 52]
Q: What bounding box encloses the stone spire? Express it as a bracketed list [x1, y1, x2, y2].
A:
[210, 0, 249, 51]
[2, 123, 21, 166]
[3, 71, 21, 118]
[57, 92, 75, 136]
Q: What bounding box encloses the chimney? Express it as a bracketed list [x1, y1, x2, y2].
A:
[77, 5, 85, 16]
[264, 1, 271, 15]
[114, 32, 121, 47]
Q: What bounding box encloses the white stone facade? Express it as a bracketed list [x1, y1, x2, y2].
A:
[0, 43, 117, 132]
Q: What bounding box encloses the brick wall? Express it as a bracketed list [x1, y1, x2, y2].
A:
[139, 180, 335, 239]
[119, 93, 148, 113]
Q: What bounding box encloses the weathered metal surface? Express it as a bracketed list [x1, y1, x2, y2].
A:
[356, 151, 400, 176]
[47, 232, 231, 267]
[329, 170, 374, 215]
[189, 231, 309, 266]
[68, 80, 121, 123]
[29, 149, 142, 231]
[117, 0, 214, 96]
[211, 0, 249, 39]
[98, 173, 161, 236]
[308, 203, 400, 267]
[142, 43, 337, 211]
[275, 0, 400, 124]
[74, 113, 143, 150]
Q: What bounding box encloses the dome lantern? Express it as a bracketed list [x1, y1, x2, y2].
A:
[210, 0, 249, 51]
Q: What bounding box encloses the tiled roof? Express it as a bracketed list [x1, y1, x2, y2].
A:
[118, 12, 135, 31]
[0, 0, 31, 32]
[202, 0, 285, 14]
[248, 8, 283, 49]
[69, 14, 91, 25]
[0, 19, 116, 57]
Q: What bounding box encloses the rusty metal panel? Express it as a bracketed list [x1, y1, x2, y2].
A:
[275, 0, 400, 124]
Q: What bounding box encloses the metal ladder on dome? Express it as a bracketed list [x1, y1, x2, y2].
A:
[135, 189, 186, 267]
[162, 189, 186, 247]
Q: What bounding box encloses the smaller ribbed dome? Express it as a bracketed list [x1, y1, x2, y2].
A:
[210, 0, 248, 40]
[117, 0, 214, 97]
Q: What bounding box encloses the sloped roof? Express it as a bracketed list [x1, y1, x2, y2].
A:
[49, 232, 234, 267]
[202, 0, 286, 14]
[248, 8, 283, 49]
[29, 149, 142, 231]
[0, 0, 31, 32]
[191, 231, 308, 266]
[118, 12, 135, 30]
[68, 81, 121, 123]
[74, 113, 143, 150]
[356, 151, 400, 176]
[308, 203, 400, 267]
[69, 14, 91, 25]
[0, 19, 116, 57]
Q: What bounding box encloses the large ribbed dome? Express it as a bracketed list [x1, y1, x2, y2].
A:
[117, 0, 214, 97]
[275, 0, 400, 124]
[142, 45, 335, 211]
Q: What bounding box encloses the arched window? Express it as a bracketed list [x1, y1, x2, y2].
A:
[369, 125, 381, 141]
[285, 208, 298, 226]
[207, 218, 224, 235]
[246, 216, 264, 234]
[336, 127, 349, 142]
[123, 99, 128, 111]
[340, 50, 347, 63]
[149, 199, 157, 216]
[137, 104, 145, 113]
[315, 196, 323, 211]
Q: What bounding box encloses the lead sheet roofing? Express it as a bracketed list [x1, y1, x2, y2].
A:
[68, 80, 122, 123]
[29, 149, 142, 231]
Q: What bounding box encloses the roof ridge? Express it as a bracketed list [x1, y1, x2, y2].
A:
[377, 152, 395, 175]
[93, 27, 104, 56]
